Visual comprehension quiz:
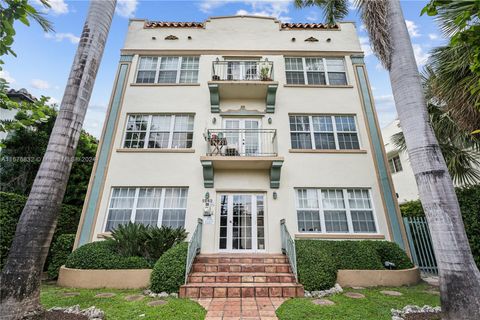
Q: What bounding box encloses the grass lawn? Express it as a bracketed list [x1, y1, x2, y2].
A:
[40, 284, 206, 320]
[276, 284, 440, 320]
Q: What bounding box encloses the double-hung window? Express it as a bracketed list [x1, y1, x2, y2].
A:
[388, 155, 403, 173]
[136, 56, 200, 84]
[285, 57, 347, 85]
[123, 114, 194, 149]
[295, 188, 377, 233]
[105, 187, 188, 231]
[289, 115, 360, 150]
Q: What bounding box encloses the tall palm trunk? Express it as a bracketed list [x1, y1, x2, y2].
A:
[0, 1, 116, 319]
[387, 0, 480, 318]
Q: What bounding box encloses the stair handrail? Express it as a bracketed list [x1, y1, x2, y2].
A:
[280, 219, 298, 281]
[185, 218, 203, 284]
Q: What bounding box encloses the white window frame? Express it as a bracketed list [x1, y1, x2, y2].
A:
[389, 154, 403, 173]
[135, 56, 200, 84]
[285, 57, 348, 85]
[104, 187, 188, 232]
[295, 188, 378, 234]
[122, 114, 194, 149]
[289, 115, 360, 150]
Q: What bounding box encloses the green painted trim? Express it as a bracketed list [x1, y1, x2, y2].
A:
[270, 160, 283, 189]
[208, 84, 220, 113]
[78, 62, 130, 246]
[120, 55, 134, 62]
[266, 84, 278, 113]
[201, 160, 214, 188]
[354, 65, 406, 250]
[350, 54, 365, 65]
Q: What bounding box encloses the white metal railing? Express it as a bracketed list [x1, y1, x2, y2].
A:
[212, 60, 274, 81]
[185, 218, 203, 284]
[205, 129, 277, 157]
[280, 219, 298, 281]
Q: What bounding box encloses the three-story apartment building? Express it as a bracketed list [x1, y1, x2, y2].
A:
[74, 15, 408, 257]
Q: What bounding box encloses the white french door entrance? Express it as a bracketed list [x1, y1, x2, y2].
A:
[218, 194, 266, 252]
[223, 119, 261, 156]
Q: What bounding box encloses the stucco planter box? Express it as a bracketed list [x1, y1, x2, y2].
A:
[337, 266, 421, 287]
[57, 266, 152, 289]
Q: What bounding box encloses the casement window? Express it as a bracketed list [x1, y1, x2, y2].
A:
[123, 114, 194, 149]
[289, 115, 360, 150]
[388, 155, 403, 173]
[295, 188, 377, 233]
[105, 187, 188, 231]
[285, 57, 348, 85]
[136, 56, 200, 84]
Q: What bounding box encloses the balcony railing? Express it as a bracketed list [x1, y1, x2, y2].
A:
[212, 60, 274, 81]
[205, 129, 277, 157]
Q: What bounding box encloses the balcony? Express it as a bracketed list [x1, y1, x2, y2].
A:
[208, 60, 278, 113]
[200, 129, 284, 188]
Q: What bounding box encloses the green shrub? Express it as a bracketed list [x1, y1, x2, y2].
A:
[110, 222, 188, 263]
[0, 192, 81, 269]
[150, 242, 188, 293]
[295, 240, 412, 291]
[400, 185, 480, 268]
[295, 240, 337, 291]
[47, 234, 75, 279]
[65, 240, 151, 270]
[367, 240, 414, 269]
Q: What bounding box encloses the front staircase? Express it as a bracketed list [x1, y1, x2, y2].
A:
[179, 254, 304, 298]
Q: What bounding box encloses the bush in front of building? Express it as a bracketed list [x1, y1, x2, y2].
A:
[65, 240, 151, 270]
[295, 240, 413, 291]
[400, 184, 480, 268]
[47, 234, 76, 279]
[0, 192, 82, 269]
[110, 222, 188, 264]
[150, 242, 188, 293]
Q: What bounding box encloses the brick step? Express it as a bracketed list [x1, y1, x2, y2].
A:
[192, 263, 292, 273]
[179, 282, 304, 298]
[188, 272, 296, 284]
[195, 255, 288, 264]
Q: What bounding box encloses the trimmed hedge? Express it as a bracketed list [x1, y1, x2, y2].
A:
[0, 192, 82, 269]
[47, 234, 75, 279]
[295, 240, 413, 291]
[150, 242, 188, 293]
[65, 240, 151, 270]
[400, 185, 480, 268]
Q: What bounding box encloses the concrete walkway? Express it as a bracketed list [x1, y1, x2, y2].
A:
[194, 297, 286, 320]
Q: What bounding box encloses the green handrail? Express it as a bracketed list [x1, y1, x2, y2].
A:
[185, 218, 203, 284]
[280, 219, 298, 281]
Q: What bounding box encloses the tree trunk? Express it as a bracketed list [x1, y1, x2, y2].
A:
[387, 0, 480, 318]
[0, 1, 116, 319]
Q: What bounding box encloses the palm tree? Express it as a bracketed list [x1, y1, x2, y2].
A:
[0, 1, 117, 319]
[294, 0, 480, 318]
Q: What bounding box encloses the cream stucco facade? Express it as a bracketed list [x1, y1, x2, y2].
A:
[75, 16, 408, 254]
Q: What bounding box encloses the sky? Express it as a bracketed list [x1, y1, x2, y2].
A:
[1, 0, 447, 138]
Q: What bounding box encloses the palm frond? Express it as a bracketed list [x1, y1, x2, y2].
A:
[294, 0, 348, 25]
[354, 0, 392, 69]
[427, 0, 479, 38]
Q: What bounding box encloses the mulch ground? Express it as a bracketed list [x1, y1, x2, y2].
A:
[24, 311, 89, 320]
[403, 313, 443, 320]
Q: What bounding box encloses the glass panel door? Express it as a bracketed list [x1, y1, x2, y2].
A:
[218, 194, 265, 252]
[223, 119, 261, 156]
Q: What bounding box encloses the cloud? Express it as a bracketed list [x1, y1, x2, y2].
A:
[412, 44, 429, 66]
[31, 79, 51, 90]
[405, 20, 420, 38]
[44, 32, 80, 44]
[374, 94, 398, 127]
[428, 33, 439, 40]
[84, 104, 108, 138]
[201, 0, 291, 21]
[116, 0, 139, 18]
[47, 97, 60, 106]
[359, 36, 372, 57]
[305, 11, 318, 22]
[0, 70, 16, 84]
[34, 0, 68, 15]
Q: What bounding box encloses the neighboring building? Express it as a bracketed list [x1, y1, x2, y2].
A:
[0, 88, 36, 141]
[382, 119, 419, 203]
[75, 16, 407, 262]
